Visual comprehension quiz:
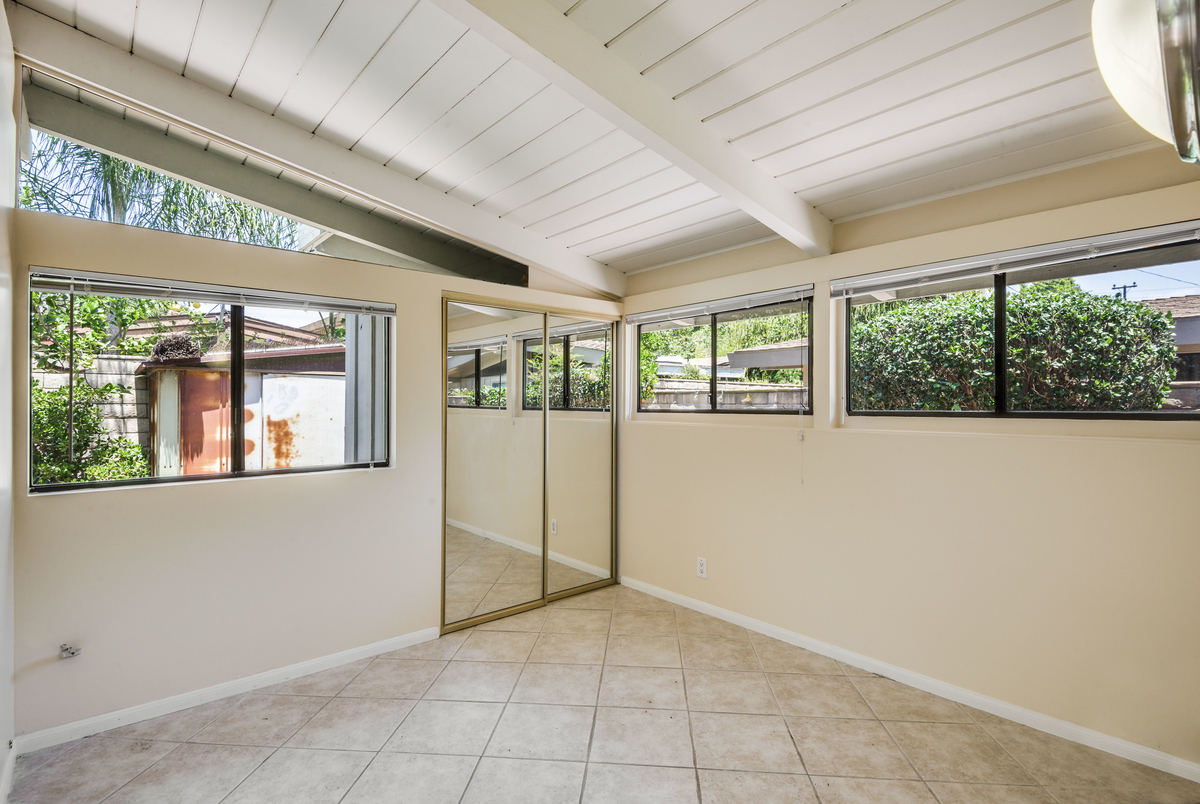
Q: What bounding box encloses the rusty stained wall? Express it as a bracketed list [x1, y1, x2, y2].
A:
[246, 374, 345, 470]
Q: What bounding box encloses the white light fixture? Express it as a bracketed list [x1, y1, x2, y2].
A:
[1094, 0, 1200, 162]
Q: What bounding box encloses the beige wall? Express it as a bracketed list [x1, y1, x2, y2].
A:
[12, 210, 618, 735]
[620, 180, 1200, 764]
[0, 2, 17, 775]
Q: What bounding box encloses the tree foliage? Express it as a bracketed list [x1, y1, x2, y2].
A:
[21, 131, 305, 249]
[849, 281, 1176, 412]
[525, 342, 611, 409]
[30, 379, 149, 484]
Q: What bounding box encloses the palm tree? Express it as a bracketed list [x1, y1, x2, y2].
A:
[20, 129, 306, 249]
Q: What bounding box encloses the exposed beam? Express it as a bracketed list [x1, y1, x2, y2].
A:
[7, 1, 625, 297]
[24, 84, 534, 284]
[430, 0, 833, 258]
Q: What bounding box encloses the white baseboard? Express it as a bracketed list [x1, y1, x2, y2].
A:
[447, 519, 608, 580]
[619, 575, 1200, 785]
[11, 626, 440, 758]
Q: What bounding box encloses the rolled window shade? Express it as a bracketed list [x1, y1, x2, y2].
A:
[448, 335, 509, 351]
[625, 284, 814, 327]
[29, 268, 396, 317]
[830, 218, 1200, 300]
[513, 321, 613, 341]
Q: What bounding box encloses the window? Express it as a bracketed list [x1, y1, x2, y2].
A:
[840, 222, 1200, 418]
[522, 326, 612, 411]
[447, 340, 507, 408]
[21, 129, 319, 251]
[631, 287, 813, 414]
[29, 270, 391, 491]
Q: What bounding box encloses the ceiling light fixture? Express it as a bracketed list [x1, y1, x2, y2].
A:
[1094, 0, 1200, 162]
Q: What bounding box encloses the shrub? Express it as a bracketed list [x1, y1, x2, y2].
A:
[30, 379, 150, 484]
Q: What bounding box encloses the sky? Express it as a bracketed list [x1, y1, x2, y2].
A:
[1058, 262, 1200, 302]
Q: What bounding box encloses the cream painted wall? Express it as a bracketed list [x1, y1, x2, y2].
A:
[548, 413, 613, 577]
[12, 209, 619, 735]
[620, 180, 1200, 764]
[0, 2, 18, 777]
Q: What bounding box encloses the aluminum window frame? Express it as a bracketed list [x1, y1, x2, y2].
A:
[521, 327, 613, 413]
[28, 270, 393, 493]
[636, 298, 814, 416]
[844, 241, 1200, 421]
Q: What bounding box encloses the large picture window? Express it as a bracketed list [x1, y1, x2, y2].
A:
[842, 225, 1200, 418]
[632, 288, 813, 414]
[29, 270, 391, 491]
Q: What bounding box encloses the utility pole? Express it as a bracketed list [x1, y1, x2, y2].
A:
[1112, 282, 1137, 299]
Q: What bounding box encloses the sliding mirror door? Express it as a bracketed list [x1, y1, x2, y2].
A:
[444, 302, 545, 626]
[538, 316, 615, 594]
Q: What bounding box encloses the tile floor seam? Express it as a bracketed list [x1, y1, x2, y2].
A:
[846, 675, 928, 790]
[749, 632, 814, 779]
[92, 739, 187, 804]
[969, 715, 1060, 792]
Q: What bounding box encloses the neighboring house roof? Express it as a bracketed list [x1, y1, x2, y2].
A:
[1143, 295, 1200, 319]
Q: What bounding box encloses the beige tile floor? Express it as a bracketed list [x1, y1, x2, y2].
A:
[11, 585, 1200, 804]
[445, 525, 606, 624]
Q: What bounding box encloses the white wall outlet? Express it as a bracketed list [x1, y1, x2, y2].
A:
[697, 557, 707, 578]
[550, 519, 557, 535]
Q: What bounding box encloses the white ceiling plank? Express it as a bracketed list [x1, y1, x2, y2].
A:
[183, 0, 273, 96]
[680, 0, 950, 122]
[778, 72, 1112, 194]
[30, 68, 79, 99]
[608, 220, 776, 273]
[608, 0, 755, 74]
[586, 208, 755, 263]
[738, 1, 1093, 168]
[547, 182, 720, 247]
[715, 0, 1062, 146]
[446, 108, 615, 204]
[417, 85, 583, 193]
[818, 120, 1153, 221]
[17, 0, 73, 27]
[231, 0, 343, 115]
[525, 164, 691, 235]
[352, 30, 509, 163]
[75, 0, 136, 51]
[273, 0, 420, 132]
[799, 100, 1134, 206]
[567, 0, 664, 45]
[10, 3, 626, 296]
[431, 0, 832, 255]
[757, 39, 1097, 178]
[485, 132, 652, 219]
[313, 8, 469, 150]
[124, 105, 168, 133]
[547, 0, 574, 11]
[165, 122, 209, 149]
[644, 0, 846, 99]
[572, 196, 737, 256]
[131, 0, 203, 74]
[78, 86, 125, 116]
[206, 138, 249, 165]
[388, 59, 547, 180]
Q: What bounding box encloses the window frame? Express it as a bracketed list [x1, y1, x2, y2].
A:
[636, 299, 814, 416]
[28, 272, 393, 493]
[844, 253, 1200, 421]
[521, 329, 613, 412]
[447, 344, 507, 410]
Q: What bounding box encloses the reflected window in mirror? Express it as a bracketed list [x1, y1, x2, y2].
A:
[522, 327, 611, 411]
[446, 340, 507, 408]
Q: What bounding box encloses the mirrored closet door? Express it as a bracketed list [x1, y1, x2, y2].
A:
[442, 299, 615, 631]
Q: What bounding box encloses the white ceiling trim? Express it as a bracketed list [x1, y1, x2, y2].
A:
[6, 1, 626, 298]
[429, 0, 833, 258]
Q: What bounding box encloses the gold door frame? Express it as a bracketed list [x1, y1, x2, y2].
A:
[441, 292, 619, 633]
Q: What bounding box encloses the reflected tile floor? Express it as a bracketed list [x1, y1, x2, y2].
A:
[12, 585, 1200, 804]
[445, 525, 605, 624]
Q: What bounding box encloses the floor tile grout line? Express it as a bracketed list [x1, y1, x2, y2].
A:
[843, 672, 927, 789]
[749, 630, 814, 781]
[93, 739, 188, 804]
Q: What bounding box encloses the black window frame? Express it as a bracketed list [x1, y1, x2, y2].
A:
[845, 253, 1200, 421]
[636, 298, 814, 416]
[29, 278, 392, 494]
[446, 344, 507, 410]
[521, 328, 613, 412]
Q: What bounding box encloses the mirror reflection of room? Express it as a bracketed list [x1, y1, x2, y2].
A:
[540, 316, 614, 595]
[444, 302, 545, 625]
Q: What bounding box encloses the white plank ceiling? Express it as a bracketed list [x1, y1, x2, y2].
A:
[15, 0, 1154, 275]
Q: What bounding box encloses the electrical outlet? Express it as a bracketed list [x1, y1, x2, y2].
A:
[697, 557, 707, 578]
[550, 519, 557, 535]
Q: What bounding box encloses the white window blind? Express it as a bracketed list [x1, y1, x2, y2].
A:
[625, 284, 814, 327]
[29, 268, 396, 317]
[829, 219, 1200, 300]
